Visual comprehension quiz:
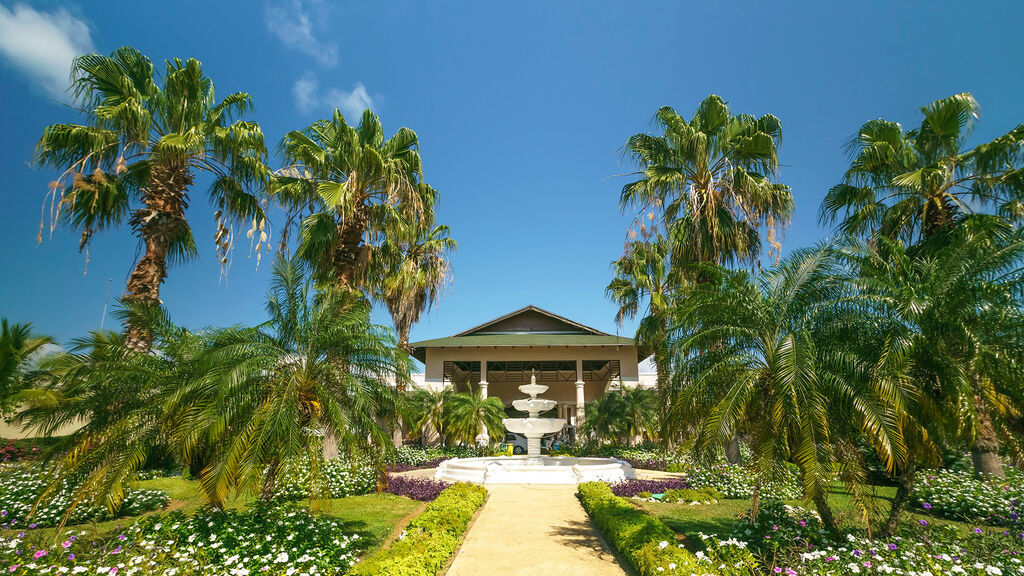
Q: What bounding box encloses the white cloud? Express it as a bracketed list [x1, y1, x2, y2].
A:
[0, 3, 95, 99]
[292, 72, 374, 120]
[265, 0, 337, 67]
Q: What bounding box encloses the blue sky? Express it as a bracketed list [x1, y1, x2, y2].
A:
[1, 0, 1022, 350]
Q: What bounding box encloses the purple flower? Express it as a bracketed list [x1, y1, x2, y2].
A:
[888, 543, 898, 550]
[974, 528, 984, 534]
[853, 549, 862, 557]
[920, 520, 928, 526]
[67, 554, 74, 561]
[923, 502, 932, 510]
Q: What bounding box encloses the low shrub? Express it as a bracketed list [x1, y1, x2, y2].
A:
[608, 478, 688, 498]
[578, 481, 715, 575]
[385, 475, 452, 501]
[351, 482, 487, 576]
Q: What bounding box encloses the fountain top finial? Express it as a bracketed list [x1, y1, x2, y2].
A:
[519, 369, 547, 399]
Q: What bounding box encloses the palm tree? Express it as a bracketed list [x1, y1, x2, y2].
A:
[615, 386, 658, 445]
[372, 215, 456, 353]
[0, 320, 53, 413]
[177, 255, 407, 504]
[579, 393, 624, 442]
[14, 304, 203, 521]
[846, 220, 1024, 480]
[443, 389, 505, 446]
[606, 238, 676, 439]
[821, 92, 1024, 244]
[669, 248, 906, 533]
[408, 387, 453, 446]
[275, 109, 427, 292]
[620, 95, 794, 272]
[36, 47, 270, 351]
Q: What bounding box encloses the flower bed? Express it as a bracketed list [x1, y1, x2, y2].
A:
[393, 445, 486, 467]
[0, 464, 168, 528]
[608, 478, 689, 498]
[350, 482, 487, 576]
[385, 475, 451, 501]
[912, 467, 1024, 525]
[665, 461, 802, 499]
[1, 503, 364, 575]
[273, 456, 376, 500]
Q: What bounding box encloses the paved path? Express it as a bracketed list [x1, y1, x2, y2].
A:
[445, 484, 628, 576]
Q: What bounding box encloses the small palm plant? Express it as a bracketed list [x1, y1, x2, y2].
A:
[443, 389, 505, 446]
[36, 47, 270, 351]
[0, 320, 53, 413]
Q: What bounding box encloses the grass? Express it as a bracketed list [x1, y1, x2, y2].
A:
[639, 484, 974, 547]
[4, 475, 421, 554]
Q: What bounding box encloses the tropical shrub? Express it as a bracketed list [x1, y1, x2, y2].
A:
[731, 499, 828, 564]
[0, 464, 168, 528]
[911, 466, 1024, 526]
[392, 445, 489, 466]
[0, 503, 364, 575]
[273, 457, 376, 501]
[385, 476, 452, 502]
[350, 483, 486, 576]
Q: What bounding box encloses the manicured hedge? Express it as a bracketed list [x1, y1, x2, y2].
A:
[350, 482, 487, 576]
[577, 482, 703, 575]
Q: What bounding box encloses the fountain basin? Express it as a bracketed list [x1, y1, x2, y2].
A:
[502, 417, 566, 435]
[434, 456, 636, 484]
[511, 398, 557, 413]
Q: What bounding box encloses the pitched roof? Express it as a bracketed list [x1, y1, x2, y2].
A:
[410, 306, 634, 362]
[453, 305, 611, 336]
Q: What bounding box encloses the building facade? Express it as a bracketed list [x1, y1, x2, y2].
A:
[410, 306, 645, 428]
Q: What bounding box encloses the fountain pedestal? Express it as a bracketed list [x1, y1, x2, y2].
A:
[433, 372, 635, 484]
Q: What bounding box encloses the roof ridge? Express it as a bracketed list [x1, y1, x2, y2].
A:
[451, 305, 611, 337]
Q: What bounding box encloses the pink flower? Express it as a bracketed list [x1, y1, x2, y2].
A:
[32, 551, 47, 559]
[9, 566, 20, 573]
[61, 541, 72, 548]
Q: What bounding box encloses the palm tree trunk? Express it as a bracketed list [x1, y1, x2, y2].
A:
[971, 395, 1005, 477]
[393, 325, 410, 448]
[725, 436, 743, 465]
[260, 458, 280, 501]
[883, 463, 916, 537]
[333, 204, 370, 291]
[812, 491, 839, 535]
[123, 163, 191, 352]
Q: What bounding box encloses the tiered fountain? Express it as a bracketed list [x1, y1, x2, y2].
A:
[434, 372, 635, 484]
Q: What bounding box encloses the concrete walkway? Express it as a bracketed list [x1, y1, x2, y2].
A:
[445, 484, 628, 576]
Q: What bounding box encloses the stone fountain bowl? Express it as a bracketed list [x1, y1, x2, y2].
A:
[502, 417, 566, 435]
[511, 398, 557, 413]
[517, 383, 549, 397]
[434, 456, 636, 484]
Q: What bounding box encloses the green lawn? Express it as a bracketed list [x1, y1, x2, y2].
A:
[6, 475, 421, 554]
[639, 484, 973, 547]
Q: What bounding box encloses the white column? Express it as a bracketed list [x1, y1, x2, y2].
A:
[575, 359, 586, 427]
[476, 360, 490, 446]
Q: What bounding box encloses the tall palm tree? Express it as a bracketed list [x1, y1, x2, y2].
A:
[177, 255, 407, 504]
[821, 93, 1024, 243]
[443, 389, 505, 446]
[606, 238, 676, 438]
[669, 248, 906, 533]
[36, 47, 270, 351]
[0, 320, 53, 413]
[846, 220, 1024, 479]
[372, 215, 456, 353]
[275, 109, 427, 292]
[621, 95, 794, 272]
